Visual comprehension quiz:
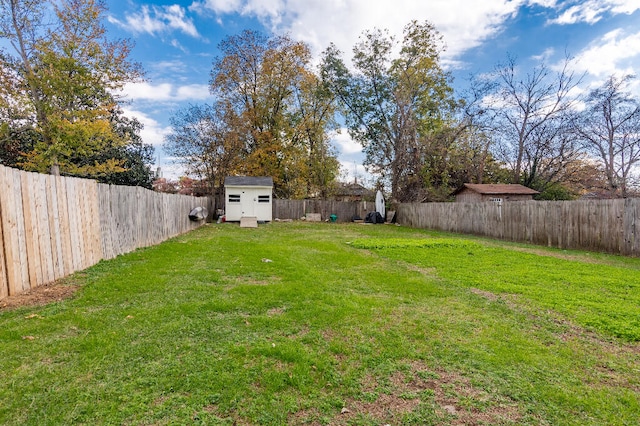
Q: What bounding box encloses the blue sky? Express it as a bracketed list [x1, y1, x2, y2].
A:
[104, 0, 640, 181]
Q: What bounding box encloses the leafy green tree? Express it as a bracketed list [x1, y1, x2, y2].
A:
[0, 0, 143, 177]
[0, 123, 39, 168]
[78, 110, 155, 188]
[321, 20, 461, 202]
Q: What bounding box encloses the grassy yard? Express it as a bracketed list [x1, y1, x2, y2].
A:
[1, 222, 639, 425]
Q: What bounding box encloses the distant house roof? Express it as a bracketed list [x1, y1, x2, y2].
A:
[224, 176, 273, 187]
[335, 182, 371, 197]
[455, 183, 539, 195]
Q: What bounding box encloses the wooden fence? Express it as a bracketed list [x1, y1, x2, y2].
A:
[6, 170, 638, 299]
[0, 165, 210, 300]
[273, 199, 375, 222]
[397, 199, 640, 256]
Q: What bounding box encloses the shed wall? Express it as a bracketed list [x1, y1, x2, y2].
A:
[455, 190, 482, 203]
[456, 188, 534, 203]
[225, 185, 273, 221]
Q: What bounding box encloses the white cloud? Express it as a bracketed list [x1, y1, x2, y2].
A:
[190, 0, 529, 61]
[121, 82, 212, 102]
[570, 29, 640, 78]
[528, 0, 558, 7]
[123, 82, 173, 101]
[531, 47, 555, 62]
[549, 0, 640, 25]
[176, 84, 213, 99]
[122, 108, 172, 148]
[109, 4, 199, 38]
[611, 0, 640, 14]
[170, 39, 189, 53]
[163, 5, 200, 37]
[330, 129, 362, 155]
[190, 0, 243, 15]
[186, 0, 640, 68]
[149, 60, 188, 74]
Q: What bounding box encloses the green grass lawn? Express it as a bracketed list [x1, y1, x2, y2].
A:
[1, 222, 639, 425]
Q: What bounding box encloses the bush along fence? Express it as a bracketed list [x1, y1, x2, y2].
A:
[0, 165, 211, 300]
[397, 199, 640, 256]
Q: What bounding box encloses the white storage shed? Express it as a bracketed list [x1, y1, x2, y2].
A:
[224, 176, 273, 222]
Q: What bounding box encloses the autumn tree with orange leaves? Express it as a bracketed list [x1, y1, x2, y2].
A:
[165, 30, 340, 200]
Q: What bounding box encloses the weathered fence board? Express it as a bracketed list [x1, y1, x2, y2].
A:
[38, 173, 55, 285]
[397, 199, 640, 256]
[20, 171, 40, 290]
[1, 167, 28, 295]
[0, 165, 209, 300]
[56, 175, 73, 277]
[273, 199, 375, 222]
[0, 200, 6, 299]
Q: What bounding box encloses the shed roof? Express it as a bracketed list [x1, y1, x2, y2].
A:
[224, 176, 273, 187]
[456, 183, 539, 195]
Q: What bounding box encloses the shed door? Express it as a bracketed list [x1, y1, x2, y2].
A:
[241, 189, 256, 217]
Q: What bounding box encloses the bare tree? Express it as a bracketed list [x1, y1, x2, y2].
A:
[574, 75, 640, 197]
[488, 55, 582, 186]
[164, 102, 244, 208]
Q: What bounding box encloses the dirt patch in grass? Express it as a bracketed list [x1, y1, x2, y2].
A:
[469, 287, 500, 302]
[0, 281, 79, 311]
[289, 325, 310, 339]
[267, 307, 286, 316]
[289, 407, 323, 425]
[289, 361, 524, 425]
[403, 262, 438, 277]
[426, 367, 523, 425]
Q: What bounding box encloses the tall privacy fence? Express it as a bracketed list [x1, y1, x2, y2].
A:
[273, 199, 376, 222]
[397, 199, 640, 256]
[0, 165, 210, 300]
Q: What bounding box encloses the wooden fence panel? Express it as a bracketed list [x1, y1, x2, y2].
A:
[0, 197, 6, 299]
[55, 175, 73, 276]
[80, 179, 95, 269]
[623, 198, 639, 256]
[0, 166, 12, 298]
[88, 181, 103, 265]
[1, 167, 28, 295]
[98, 184, 114, 260]
[47, 175, 64, 280]
[95, 185, 208, 259]
[37, 173, 56, 284]
[66, 177, 83, 272]
[397, 199, 640, 257]
[273, 199, 374, 222]
[20, 171, 40, 290]
[0, 165, 210, 300]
